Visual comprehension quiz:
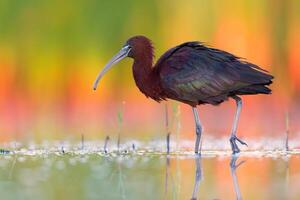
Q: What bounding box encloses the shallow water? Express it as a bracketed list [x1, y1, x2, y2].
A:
[0, 150, 300, 200]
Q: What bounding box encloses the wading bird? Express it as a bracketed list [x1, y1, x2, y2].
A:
[93, 35, 273, 154]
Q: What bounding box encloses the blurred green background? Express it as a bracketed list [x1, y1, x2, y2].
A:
[0, 0, 299, 142]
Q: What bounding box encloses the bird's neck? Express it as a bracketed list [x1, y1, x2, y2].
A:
[132, 56, 163, 101]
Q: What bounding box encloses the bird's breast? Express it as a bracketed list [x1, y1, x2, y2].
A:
[133, 71, 166, 102]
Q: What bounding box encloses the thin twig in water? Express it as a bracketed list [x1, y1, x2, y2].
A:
[166, 133, 170, 154]
[0, 149, 10, 154]
[285, 111, 290, 152]
[117, 102, 125, 152]
[9, 156, 17, 180]
[104, 136, 110, 153]
[117, 134, 121, 152]
[164, 156, 171, 196]
[61, 142, 65, 154]
[118, 162, 126, 199]
[173, 103, 181, 151]
[81, 133, 85, 150]
[165, 104, 171, 154]
[284, 157, 290, 198]
[174, 153, 180, 198]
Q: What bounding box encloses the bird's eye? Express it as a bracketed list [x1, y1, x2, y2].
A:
[123, 44, 131, 50]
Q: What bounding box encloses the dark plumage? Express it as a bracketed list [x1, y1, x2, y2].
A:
[155, 41, 273, 106]
[93, 35, 274, 154]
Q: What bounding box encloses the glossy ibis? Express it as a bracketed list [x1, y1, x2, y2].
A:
[93, 35, 273, 154]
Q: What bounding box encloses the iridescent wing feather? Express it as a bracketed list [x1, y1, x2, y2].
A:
[155, 42, 273, 105]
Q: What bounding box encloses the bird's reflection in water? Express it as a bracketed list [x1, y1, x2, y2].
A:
[191, 155, 202, 200]
[230, 155, 245, 200]
[164, 155, 245, 200]
[164, 155, 203, 200]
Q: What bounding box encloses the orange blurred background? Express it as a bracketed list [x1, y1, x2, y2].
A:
[0, 0, 299, 143]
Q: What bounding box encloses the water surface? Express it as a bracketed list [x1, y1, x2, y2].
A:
[0, 150, 299, 200]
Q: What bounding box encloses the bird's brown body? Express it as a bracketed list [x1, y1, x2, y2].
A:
[127, 36, 273, 107]
[93, 35, 274, 154]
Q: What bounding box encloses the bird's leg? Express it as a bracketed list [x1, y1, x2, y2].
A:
[192, 107, 202, 154]
[230, 96, 247, 154]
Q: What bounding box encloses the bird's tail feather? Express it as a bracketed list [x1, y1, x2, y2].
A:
[235, 84, 272, 95]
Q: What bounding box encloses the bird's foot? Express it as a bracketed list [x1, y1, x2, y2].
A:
[230, 135, 248, 154]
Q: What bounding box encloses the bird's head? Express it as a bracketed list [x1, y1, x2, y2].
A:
[93, 35, 153, 90]
[126, 36, 154, 58]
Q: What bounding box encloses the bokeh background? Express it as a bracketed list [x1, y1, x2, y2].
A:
[0, 0, 299, 143]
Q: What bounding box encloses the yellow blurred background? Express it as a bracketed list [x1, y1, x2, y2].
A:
[0, 0, 299, 142]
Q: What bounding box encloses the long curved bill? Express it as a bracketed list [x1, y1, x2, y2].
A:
[93, 45, 131, 90]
